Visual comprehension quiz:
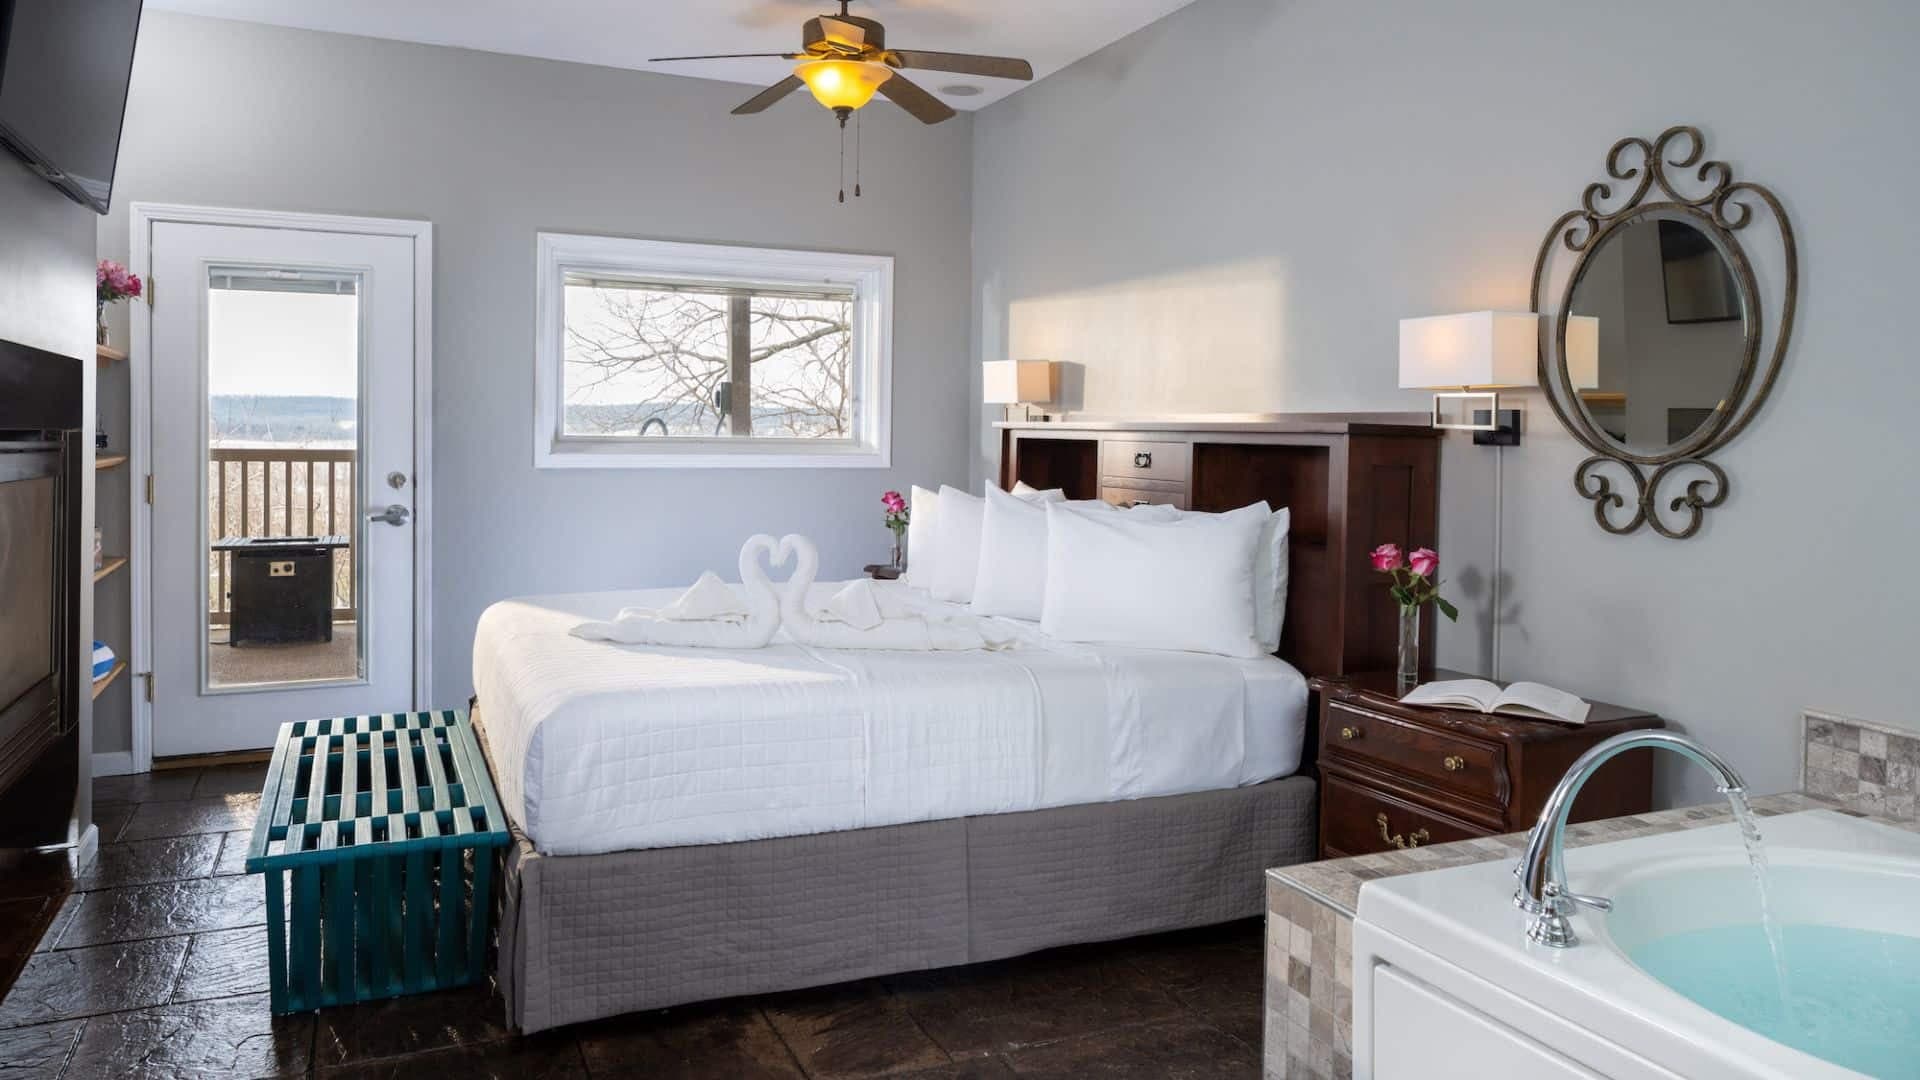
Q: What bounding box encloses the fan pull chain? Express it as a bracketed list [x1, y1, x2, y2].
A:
[837, 113, 847, 204]
[854, 109, 863, 198]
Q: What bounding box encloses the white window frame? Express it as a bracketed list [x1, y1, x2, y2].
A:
[534, 232, 893, 469]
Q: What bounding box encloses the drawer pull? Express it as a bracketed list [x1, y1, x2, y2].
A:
[1377, 813, 1430, 850]
[1339, 725, 1362, 741]
[1443, 755, 1465, 772]
[1133, 451, 1153, 469]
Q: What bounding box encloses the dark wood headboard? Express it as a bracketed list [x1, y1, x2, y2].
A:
[999, 414, 1441, 766]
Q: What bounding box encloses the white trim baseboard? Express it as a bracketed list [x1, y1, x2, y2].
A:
[75, 823, 99, 872]
[92, 751, 137, 777]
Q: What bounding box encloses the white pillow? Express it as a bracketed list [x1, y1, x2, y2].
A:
[1255, 508, 1290, 653]
[930, 485, 986, 603]
[1134, 502, 1290, 653]
[903, 485, 940, 589]
[1012, 480, 1067, 502]
[1041, 502, 1266, 657]
[970, 486, 1052, 620]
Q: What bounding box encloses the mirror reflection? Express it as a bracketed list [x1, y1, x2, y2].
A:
[1566, 216, 1748, 453]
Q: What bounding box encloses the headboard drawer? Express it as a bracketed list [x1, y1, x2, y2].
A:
[1100, 439, 1190, 484]
[1101, 484, 1189, 510]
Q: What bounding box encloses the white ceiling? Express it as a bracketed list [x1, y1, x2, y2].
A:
[146, 0, 1202, 111]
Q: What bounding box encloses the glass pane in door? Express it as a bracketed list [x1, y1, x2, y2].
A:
[203, 267, 364, 690]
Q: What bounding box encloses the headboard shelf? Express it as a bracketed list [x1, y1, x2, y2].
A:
[1000, 414, 1440, 684]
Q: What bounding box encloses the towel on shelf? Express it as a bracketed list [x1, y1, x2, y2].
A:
[571, 536, 783, 648]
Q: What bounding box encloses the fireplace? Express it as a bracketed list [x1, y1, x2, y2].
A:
[0, 337, 81, 848]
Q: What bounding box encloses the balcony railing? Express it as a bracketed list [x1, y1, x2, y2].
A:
[208, 447, 355, 624]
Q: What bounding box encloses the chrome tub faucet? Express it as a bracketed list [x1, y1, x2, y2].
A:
[1514, 730, 1746, 948]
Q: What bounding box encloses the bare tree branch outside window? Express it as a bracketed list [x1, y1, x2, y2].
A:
[562, 282, 853, 439]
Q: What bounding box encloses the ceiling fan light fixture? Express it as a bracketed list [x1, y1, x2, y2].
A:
[795, 59, 892, 111]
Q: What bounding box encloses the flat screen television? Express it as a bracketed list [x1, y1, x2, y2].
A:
[0, 0, 144, 213]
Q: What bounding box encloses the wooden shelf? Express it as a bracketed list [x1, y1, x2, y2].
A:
[91, 659, 128, 700]
[1579, 391, 1627, 409]
[96, 343, 127, 365]
[93, 556, 128, 584]
[96, 453, 128, 471]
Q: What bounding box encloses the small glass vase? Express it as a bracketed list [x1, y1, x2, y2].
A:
[96, 303, 109, 347]
[1396, 605, 1420, 692]
[889, 536, 904, 572]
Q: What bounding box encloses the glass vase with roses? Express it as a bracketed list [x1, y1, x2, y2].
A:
[881, 490, 909, 570]
[1370, 543, 1458, 690]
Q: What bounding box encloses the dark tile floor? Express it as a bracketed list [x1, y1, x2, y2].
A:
[3, 763, 1266, 1078]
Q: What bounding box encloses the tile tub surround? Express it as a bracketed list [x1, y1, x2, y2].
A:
[1261, 792, 1914, 1080]
[1802, 710, 1920, 821]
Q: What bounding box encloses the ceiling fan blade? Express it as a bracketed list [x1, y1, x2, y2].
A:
[651, 52, 802, 62]
[877, 73, 957, 124]
[886, 49, 1033, 81]
[732, 75, 805, 115]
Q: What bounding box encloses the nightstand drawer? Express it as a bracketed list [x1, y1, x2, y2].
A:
[1100, 439, 1190, 484]
[1324, 701, 1505, 805]
[1321, 774, 1488, 856]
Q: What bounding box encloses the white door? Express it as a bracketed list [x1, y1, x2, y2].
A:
[148, 220, 419, 757]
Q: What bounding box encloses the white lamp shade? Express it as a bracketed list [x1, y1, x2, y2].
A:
[1398, 311, 1540, 390]
[982, 359, 1055, 405]
[1565, 315, 1600, 390]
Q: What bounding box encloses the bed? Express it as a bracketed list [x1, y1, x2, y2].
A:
[479, 414, 1440, 1033]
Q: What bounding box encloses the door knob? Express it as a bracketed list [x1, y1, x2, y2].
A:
[366, 504, 411, 527]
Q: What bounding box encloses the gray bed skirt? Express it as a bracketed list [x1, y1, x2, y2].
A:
[478, 708, 1318, 1034]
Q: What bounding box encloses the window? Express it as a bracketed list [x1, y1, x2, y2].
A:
[535, 234, 892, 468]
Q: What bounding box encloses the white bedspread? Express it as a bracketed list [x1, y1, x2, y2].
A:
[473, 581, 1307, 856]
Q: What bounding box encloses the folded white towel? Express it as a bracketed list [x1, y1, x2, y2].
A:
[571, 536, 784, 648]
[807, 577, 926, 630]
[615, 571, 750, 624]
[777, 534, 1017, 652]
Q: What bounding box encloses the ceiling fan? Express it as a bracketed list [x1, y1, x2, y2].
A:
[650, 0, 1035, 126]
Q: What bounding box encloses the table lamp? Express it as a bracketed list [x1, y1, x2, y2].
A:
[983, 360, 1056, 423]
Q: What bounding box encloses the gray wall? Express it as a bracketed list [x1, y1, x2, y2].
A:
[0, 153, 97, 836]
[95, 13, 975, 751]
[972, 0, 1920, 805]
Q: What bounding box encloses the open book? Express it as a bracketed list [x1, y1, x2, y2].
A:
[1400, 679, 1592, 726]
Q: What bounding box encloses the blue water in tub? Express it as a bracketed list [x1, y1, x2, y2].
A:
[1629, 923, 1920, 1078]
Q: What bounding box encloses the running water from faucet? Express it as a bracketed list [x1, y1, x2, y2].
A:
[1726, 789, 1797, 1030]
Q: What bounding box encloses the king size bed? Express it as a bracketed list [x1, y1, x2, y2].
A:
[473, 415, 1439, 1033]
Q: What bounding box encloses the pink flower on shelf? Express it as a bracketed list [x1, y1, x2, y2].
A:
[1369, 543, 1404, 572]
[1408, 547, 1439, 578]
[96, 259, 142, 304]
[881, 490, 906, 513]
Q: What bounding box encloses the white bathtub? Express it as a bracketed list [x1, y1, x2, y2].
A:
[1351, 809, 1920, 1079]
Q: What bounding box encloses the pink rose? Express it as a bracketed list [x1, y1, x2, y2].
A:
[1369, 543, 1403, 572]
[1408, 548, 1438, 578]
[881, 490, 905, 512]
[126, 274, 142, 298]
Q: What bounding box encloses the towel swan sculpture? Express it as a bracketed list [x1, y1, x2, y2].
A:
[573, 534, 1014, 651]
[570, 534, 785, 648]
[774, 535, 1012, 651]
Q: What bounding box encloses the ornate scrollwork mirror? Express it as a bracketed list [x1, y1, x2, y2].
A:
[1531, 126, 1797, 539]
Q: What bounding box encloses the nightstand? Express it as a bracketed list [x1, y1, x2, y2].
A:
[862, 563, 902, 580]
[1309, 670, 1663, 858]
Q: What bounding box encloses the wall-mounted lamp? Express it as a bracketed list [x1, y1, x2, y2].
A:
[1398, 311, 1538, 446]
[983, 359, 1057, 422]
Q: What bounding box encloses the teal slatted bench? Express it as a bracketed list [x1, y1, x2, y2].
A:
[246, 710, 510, 1014]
